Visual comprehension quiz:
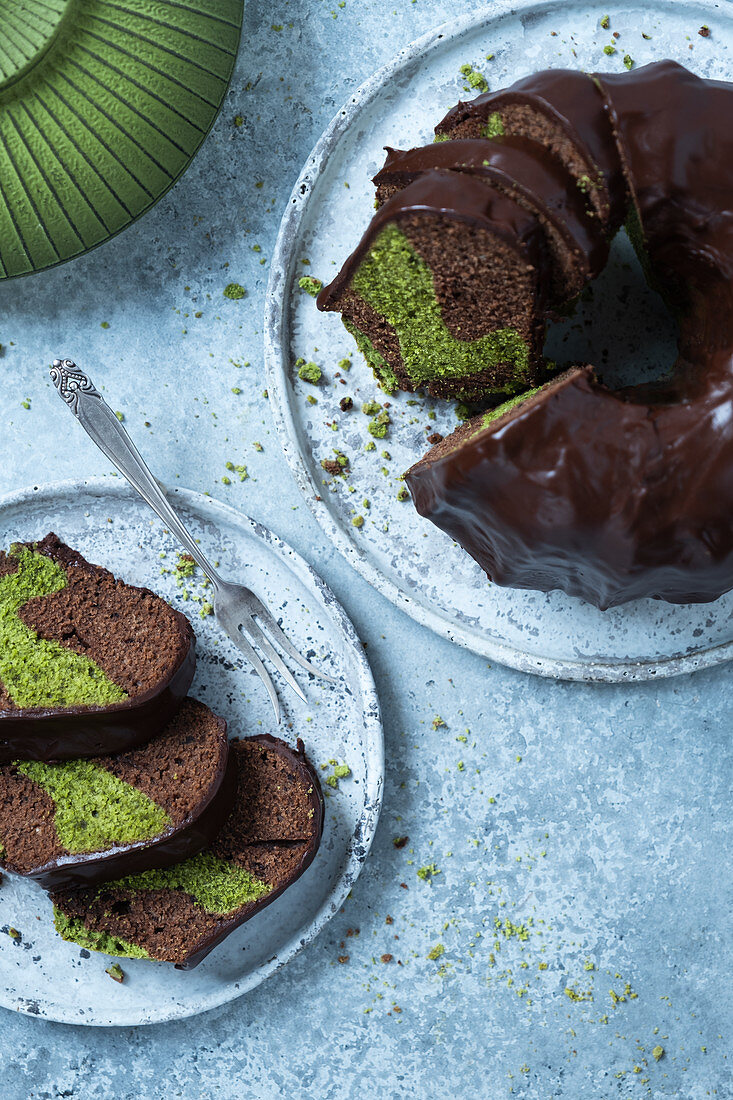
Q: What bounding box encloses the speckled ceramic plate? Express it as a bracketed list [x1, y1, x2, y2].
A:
[265, 0, 733, 683]
[0, 478, 383, 1026]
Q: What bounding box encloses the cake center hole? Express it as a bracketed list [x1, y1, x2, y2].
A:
[544, 228, 679, 389]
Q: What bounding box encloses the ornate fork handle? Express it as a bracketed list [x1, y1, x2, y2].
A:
[50, 359, 222, 588]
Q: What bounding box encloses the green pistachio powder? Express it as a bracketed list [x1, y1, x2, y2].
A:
[348, 223, 530, 392]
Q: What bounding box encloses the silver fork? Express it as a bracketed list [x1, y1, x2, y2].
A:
[49, 358, 335, 723]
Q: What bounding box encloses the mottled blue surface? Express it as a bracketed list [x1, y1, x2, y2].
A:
[0, 0, 731, 1095]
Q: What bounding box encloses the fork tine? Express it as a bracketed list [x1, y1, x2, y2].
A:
[238, 616, 308, 705]
[218, 616, 281, 724]
[250, 601, 338, 684]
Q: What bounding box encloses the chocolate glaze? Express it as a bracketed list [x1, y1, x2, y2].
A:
[373, 136, 609, 296]
[317, 167, 552, 313]
[407, 61, 733, 608]
[0, 536, 196, 762]
[435, 67, 627, 229]
[174, 734, 324, 970]
[14, 709, 238, 892]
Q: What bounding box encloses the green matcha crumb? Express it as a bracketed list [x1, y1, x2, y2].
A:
[652, 1046, 664, 1061]
[306, 394, 318, 406]
[459, 63, 488, 93]
[352, 516, 364, 529]
[338, 357, 351, 372]
[396, 487, 410, 502]
[7, 927, 20, 940]
[361, 400, 382, 416]
[231, 387, 242, 395]
[564, 986, 593, 1003]
[233, 115, 244, 127]
[623, 54, 634, 70]
[433, 132, 450, 143]
[100, 321, 110, 330]
[253, 441, 263, 451]
[21, 400, 30, 410]
[427, 943, 445, 961]
[199, 601, 213, 618]
[368, 410, 390, 438]
[297, 360, 322, 384]
[333, 764, 351, 779]
[342, 320, 399, 393]
[455, 403, 471, 421]
[432, 716, 447, 730]
[114, 411, 124, 422]
[223, 283, 246, 300]
[298, 276, 323, 298]
[173, 553, 196, 582]
[106, 963, 125, 983]
[482, 111, 504, 139]
[364, 441, 376, 452]
[600, 13, 610, 28]
[603, 44, 616, 55]
[417, 863, 441, 882]
[222, 476, 231, 485]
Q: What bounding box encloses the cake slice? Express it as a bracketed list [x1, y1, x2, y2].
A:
[0, 698, 235, 889]
[317, 169, 552, 400]
[0, 534, 195, 761]
[405, 365, 685, 608]
[434, 68, 626, 231]
[373, 137, 609, 305]
[52, 735, 324, 969]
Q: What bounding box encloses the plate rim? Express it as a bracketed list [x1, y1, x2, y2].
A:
[0, 476, 384, 1027]
[263, 0, 733, 685]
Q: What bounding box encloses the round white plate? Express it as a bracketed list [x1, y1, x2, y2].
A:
[0, 478, 383, 1026]
[265, 0, 733, 682]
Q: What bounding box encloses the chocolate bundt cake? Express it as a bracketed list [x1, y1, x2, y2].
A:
[53, 735, 324, 969]
[321, 59, 733, 608]
[0, 698, 235, 890]
[0, 534, 195, 760]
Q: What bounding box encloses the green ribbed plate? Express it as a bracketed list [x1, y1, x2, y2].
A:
[0, 0, 243, 278]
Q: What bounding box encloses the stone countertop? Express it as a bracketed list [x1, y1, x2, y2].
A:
[0, 0, 730, 1095]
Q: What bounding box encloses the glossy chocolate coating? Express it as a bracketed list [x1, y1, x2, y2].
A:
[407, 61, 733, 608]
[435, 66, 627, 228]
[373, 136, 609, 290]
[25, 712, 237, 892]
[0, 538, 196, 763]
